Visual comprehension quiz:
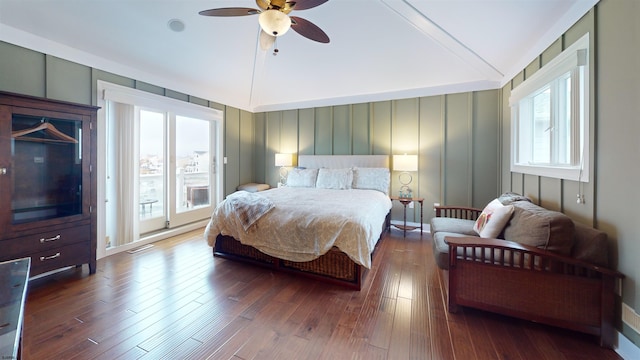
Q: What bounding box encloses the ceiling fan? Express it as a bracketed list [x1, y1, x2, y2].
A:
[199, 0, 330, 54]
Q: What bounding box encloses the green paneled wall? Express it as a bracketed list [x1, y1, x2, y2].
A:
[596, 0, 640, 346]
[502, 1, 640, 345]
[503, 10, 595, 224]
[225, 108, 241, 196]
[46, 55, 92, 104]
[472, 90, 500, 208]
[0, 40, 247, 201]
[0, 41, 46, 97]
[444, 93, 472, 206]
[255, 90, 500, 224]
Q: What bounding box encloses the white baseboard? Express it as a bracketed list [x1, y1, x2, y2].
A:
[616, 331, 640, 359]
[104, 219, 208, 258]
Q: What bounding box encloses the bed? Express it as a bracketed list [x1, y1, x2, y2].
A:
[204, 155, 392, 289]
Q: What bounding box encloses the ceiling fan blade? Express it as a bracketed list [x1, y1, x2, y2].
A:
[288, 0, 329, 11]
[290, 16, 330, 43]
[198, 8, 260, 17]
[259, 30, 276, 50]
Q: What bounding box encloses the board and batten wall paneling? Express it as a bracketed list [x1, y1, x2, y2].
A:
[419, 96, 443, 222]
[45, 55, 92, 105]
[255, 91, 501, 224]
[253, 112, 267, 183]
[539, 177, 561, 212]
[314, 107, 333, 155]
[523, 174, 540, 203]
[502, 9, 595, 223]
[238, 110, 255, 186]
[352, 103, 371, 155]
[135, 81, 164, 96]
[224, 108, 241, 197]
[371, 101, 392, 156]
[391, 98, 420, 222]
[281, 109, 299, 157]
[298, 108, 315, 156]
[472, 90, 500, 208]
[596, 0, 640, 343]
[266, 111, 283, 185]
[0, 41, 46, 97]
[332, 105, 351, 155]
[444, 93, 472, 206]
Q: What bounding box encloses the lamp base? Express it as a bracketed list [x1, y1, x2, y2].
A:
[279, 166, 288, 186]
[399, 185, 413, 198]
[398, 172, 413, 198]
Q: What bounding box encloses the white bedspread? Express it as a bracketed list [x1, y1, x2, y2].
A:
[204, 187, 392, 268]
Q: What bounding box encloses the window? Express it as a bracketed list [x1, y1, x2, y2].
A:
[510, 33, 589, 182]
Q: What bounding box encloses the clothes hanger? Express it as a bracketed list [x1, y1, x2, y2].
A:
[11, 120, 78, 144]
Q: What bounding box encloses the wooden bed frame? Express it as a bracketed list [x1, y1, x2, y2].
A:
[213, 155, 391, 290]
[213, 213, 390, 290]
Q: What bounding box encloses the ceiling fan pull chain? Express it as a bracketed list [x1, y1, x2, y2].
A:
[273, 38, 279, 56]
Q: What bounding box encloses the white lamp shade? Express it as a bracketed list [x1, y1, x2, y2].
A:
[393, 154, 418, 172]
[275, 153, 293, 167]
[259, 10, 291, 37]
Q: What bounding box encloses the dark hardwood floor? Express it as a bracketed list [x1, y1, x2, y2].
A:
[23, 228, 622, 359]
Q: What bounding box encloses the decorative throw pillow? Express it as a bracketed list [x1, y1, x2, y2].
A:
[473, 199, 515, 238]
[352, 167, 390, 194]
[315, 168, 353, 190]
[236, 183, 270, 192]
[286, 168, 318, 187]
[498, 191, 532, 205]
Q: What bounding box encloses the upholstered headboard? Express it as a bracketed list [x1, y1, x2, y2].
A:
[298, 155, 389, 169]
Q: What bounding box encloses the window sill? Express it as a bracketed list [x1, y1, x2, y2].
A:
[511, 163, 588, 182]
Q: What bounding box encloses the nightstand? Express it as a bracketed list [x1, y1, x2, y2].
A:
[390, 196, 424, 237]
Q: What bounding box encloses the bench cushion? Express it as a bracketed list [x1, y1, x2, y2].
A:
[572, 221, 609, 267]
[430, 217, 476, 236]
[432, 231, 478, 270]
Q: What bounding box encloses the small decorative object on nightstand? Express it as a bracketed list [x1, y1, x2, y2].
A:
[275, 153, 293, 186]
[393, 154, 418, 198]
[390, 196, 424, 237]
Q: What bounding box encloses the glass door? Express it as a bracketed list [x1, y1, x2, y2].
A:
[169, 115, 214, 228]
[138, 109, 166, 234]
[138, 111, 215, 233]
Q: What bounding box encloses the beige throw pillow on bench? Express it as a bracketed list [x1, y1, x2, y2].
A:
[473, 199, 514, 238]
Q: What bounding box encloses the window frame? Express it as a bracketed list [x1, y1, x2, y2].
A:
[509, 33, 589, 182]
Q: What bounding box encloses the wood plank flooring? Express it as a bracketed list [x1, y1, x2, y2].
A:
[22, 228, 622, 359]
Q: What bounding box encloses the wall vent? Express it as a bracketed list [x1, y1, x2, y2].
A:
[622, 303, 640, 335]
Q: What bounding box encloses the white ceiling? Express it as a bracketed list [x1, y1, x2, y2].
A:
[0, 0, 597, 113]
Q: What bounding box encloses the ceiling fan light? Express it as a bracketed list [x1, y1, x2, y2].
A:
[258, 10, 291, 37]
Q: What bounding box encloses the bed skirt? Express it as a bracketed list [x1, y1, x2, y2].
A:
[213, 212, 390, 290]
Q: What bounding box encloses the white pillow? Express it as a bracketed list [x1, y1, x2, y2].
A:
[352, 167, 390, 194]
[315, 168, 353, 190]
[286, 168, 318, 187]
[473, 199, 514, 238]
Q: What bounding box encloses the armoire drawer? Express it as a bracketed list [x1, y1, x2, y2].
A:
[28, 242, 90, 276]
[0, 225, 90, 260]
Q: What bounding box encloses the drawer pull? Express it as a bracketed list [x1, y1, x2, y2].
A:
[40, 234, 61, 243]
[40, 252, 61, 261]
